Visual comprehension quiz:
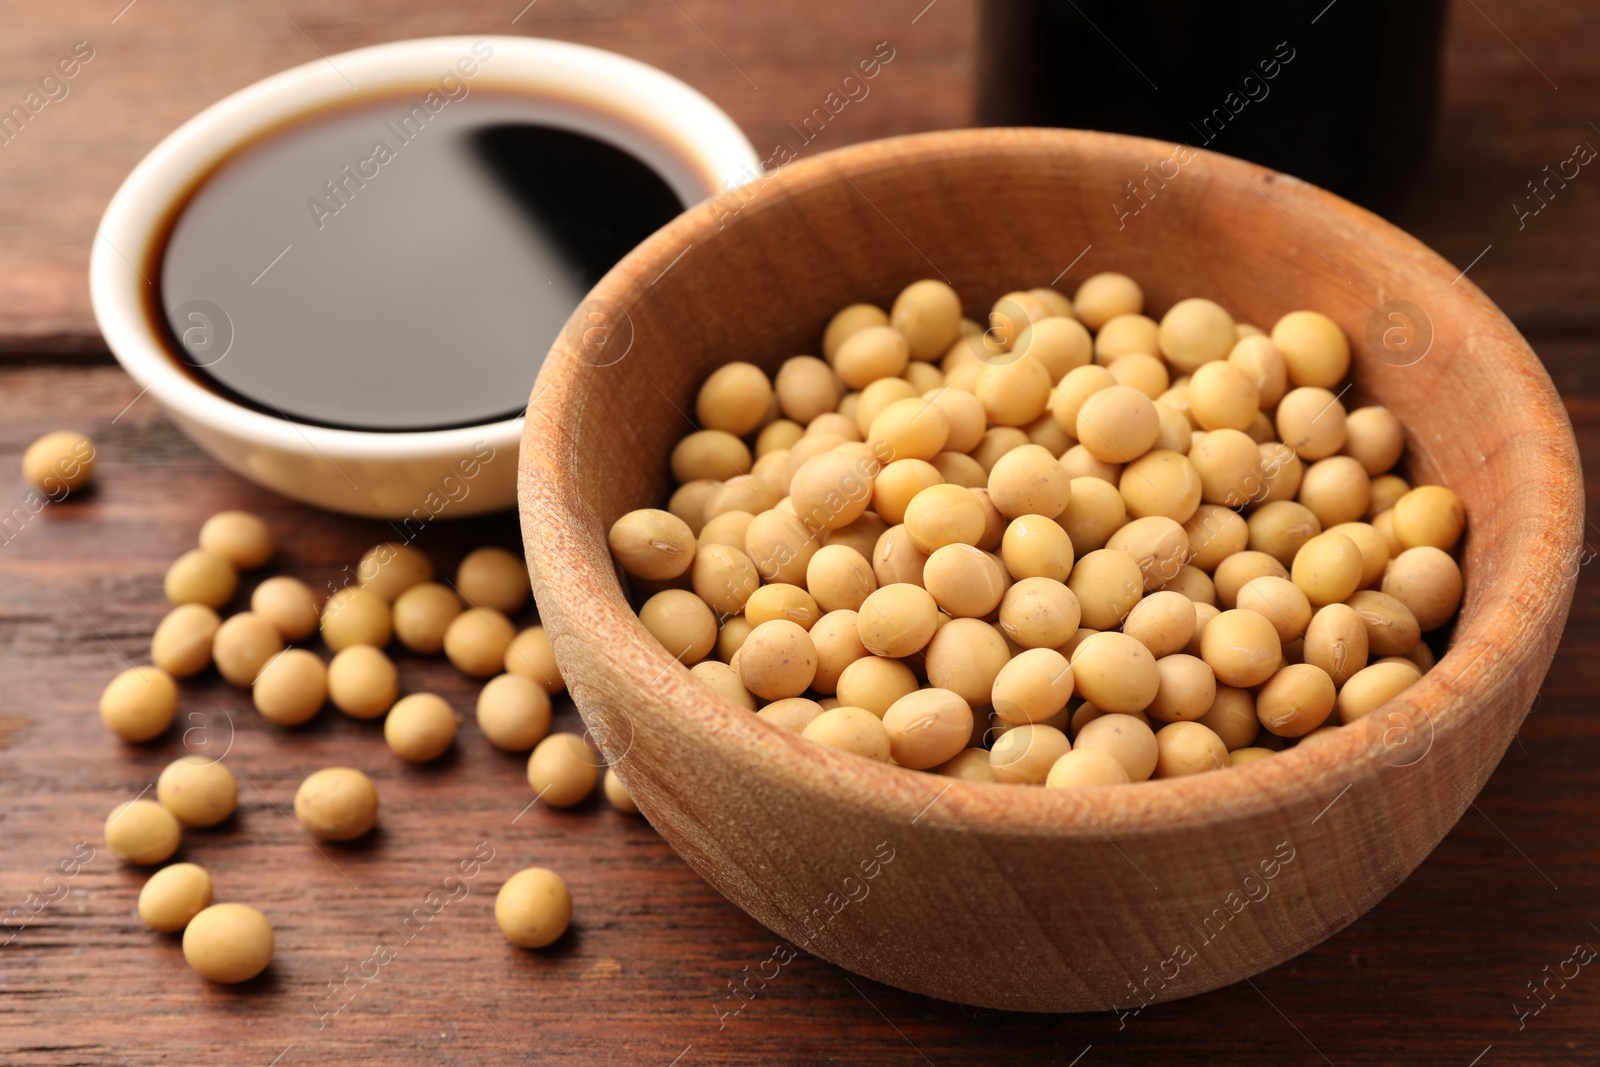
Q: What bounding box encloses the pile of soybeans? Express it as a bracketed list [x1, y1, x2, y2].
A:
[607, 274, 1464, 788]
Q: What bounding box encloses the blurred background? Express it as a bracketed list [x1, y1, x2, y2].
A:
[977, 0, 1449, 210]
[0, 0, 1594, 375]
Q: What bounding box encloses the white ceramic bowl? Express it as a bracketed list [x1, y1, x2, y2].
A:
[91, 35, 758, 517]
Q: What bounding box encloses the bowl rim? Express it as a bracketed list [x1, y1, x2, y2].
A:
[89, 34, 759, 462]
[521, 126, 1584, 839]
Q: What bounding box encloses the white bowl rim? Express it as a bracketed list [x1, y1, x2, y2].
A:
[90, 34, 759, 461]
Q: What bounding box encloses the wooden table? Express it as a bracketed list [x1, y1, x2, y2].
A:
[2, 1, 1596, 1063]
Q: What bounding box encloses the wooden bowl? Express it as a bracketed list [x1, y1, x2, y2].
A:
[519, 129, 1583, 1012]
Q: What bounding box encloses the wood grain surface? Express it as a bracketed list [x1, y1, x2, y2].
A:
[1, 0, 1597, 1064]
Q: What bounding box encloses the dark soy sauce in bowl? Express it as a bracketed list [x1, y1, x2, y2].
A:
[157, 93, 685, 432]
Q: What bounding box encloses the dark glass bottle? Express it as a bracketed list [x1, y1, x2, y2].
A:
[976, 0, 1447, 213]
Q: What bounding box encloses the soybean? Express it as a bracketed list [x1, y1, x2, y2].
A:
[165, 549, 237, 609]
[1382, 546, 1463, 631]
[506, 625, 566, 692]
[321, 586, 392, 652]
[444, 607, 515, 678]
[496, 868, 572, 948]
[251, 576, 322, 641]
[883, 688, 973, 768]
[1200, 609, 1282, 688]
[1045, 748, 1130, 787]
[385, 693, 457, 762]
[294, 767, 379, 840]
[138, 862, 213, 933]
[456, 546, 531, 615]
[157, 756, 238, 828]
[1337, 660, 1422, 723]
[150, 603, 220, 678]
[100, 666, 178, 742]
[198, 511, 274, 570]
[392, 582, 463, 654]
[802, 706, 892, 762]
[1072, 713, 1159, 781]
[990, 724, 1072, 784]
[1256, 663, 1337, 737]
[1071, 631, 1158, 713]
[22, 430, 95, 495]
[183, 904, 274, 983]
[739, 619, 818, 700]
[1153, 721, 1229, 777]
[991, 648, 1074, 725]
[1391, 485, 1465, 552]
[105, 800, 181, 864]
[358, 542, 434, 602]
[527, 733, 599, 806]
[213, 612, 283, 687]
[327, 645, 399, 720]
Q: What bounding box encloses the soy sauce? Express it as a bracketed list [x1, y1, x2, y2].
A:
[157, 94, 685, 431]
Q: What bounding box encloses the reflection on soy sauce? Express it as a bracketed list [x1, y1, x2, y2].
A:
[158, 95, 686, 433]
[467, 123, 684, 295]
